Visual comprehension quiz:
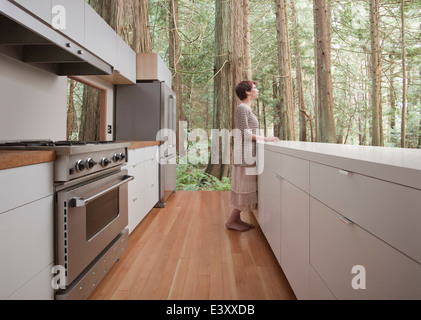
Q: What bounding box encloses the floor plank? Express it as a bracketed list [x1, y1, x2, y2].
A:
[89, 191, 296, 300]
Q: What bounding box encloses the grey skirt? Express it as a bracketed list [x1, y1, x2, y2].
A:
[229, 165, 258, 211]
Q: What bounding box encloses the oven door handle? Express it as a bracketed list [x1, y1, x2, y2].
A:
[69, 175, 134, 208]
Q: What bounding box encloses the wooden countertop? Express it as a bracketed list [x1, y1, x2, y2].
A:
[0, 141, 159, 170]
[123, 141, 161, 150]
[0, 150, 56, 170]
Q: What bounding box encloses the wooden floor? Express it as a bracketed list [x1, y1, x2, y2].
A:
[89, 191, 296, 300]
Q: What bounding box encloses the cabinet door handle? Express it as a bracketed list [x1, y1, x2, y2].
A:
[338, 169, 350, 176]
[339, 216, 353, 225]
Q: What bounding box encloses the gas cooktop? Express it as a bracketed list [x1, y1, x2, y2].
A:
[0, 140, 131, 156]
[0, 140, 118, 147]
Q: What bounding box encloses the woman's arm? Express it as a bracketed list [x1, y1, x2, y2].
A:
[252, 134, 280, 142]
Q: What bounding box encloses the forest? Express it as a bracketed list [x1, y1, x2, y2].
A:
[69, 0, 421, 189]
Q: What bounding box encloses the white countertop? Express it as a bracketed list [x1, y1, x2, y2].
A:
[263, 141, 421, 190]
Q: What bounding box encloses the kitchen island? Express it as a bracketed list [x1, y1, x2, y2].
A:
[257, 141, 421, 300]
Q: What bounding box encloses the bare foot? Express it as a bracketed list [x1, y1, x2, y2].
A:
[225, 221, 250, 232]
[236, 218, 255, 229]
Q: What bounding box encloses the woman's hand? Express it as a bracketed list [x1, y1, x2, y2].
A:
[264, 136, 280, 142]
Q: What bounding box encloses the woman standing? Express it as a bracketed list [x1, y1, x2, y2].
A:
[226, 80, 279, 232]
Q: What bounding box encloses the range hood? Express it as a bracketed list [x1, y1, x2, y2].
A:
[0, 0, 112, 76]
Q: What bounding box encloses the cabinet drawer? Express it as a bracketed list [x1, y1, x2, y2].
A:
[0, 196, 54, 299]
[279, 154, 309, 193]
[309, 265, 336, 300]
[310, 162, 421, 263]
[128, 146, 158, 165]
[310, 198, 421, 300]
[264, 150, 280, 175]
[263, 150, 309, 193]
[7, 263, 54, 300]
[0, 162, 53, 214]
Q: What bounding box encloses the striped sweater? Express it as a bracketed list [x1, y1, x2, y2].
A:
[233, 103, 259, 167]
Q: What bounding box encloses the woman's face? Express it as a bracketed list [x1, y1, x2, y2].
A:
[247, 84, 259, 100]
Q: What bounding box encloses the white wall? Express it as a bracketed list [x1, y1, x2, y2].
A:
[0, 54, 67, 141]
[0, 54, 116, 142]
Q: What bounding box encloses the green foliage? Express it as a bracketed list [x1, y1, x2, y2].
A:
[176, 163, 231, 191]
[176, 140, 231, 191]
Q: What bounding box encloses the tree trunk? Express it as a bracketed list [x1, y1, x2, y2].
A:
[169, 0, 183, 155]
[133, 0, 151, 53]
[205, 0, 234, 180]
[291, 0, 306, 142]
[67, 79, 77, 140]
[369, 0, 383, 146]
[79, 85, 100, 141]
[243, 0, 252, 80]
[275, 0, 295, 141]
[314, 0, 336, 143]
[313, 0, 319, 142]
[400, 0, 407, 148]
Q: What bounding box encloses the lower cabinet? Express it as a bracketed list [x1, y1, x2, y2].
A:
[265, 169, 281, 264]
[0, 162, 54, 300]
[258, 150, 310, 300]
[258, 147, 421, 300]
[126, 146, 159, 234]
[279, 178, 309, 300]
[310, 197, 421, 300]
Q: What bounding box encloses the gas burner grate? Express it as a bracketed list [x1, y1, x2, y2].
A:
[0, 140, 54, 147]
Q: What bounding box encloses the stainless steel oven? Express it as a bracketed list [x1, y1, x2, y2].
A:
[0, 140, 132, 300]
[55, 169, 133, 287]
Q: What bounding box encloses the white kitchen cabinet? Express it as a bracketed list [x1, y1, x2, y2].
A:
[0, 161, 53, 214]
[310, 197, 421, 299]
[51, 0, 85, 46]
[258, 149, 310, 300]
[310, 161, 421, 264]
[0, 162, 54, 300]
[126, 146, 159, 234]
[84, 2, 117, 67]
[99, 35, 136, 84]
[259, 141, 421, 300]
[11, 0, 52, 24]
[11, 0, 85, 45]
[265, 168, 281, 264]
[115, 36, 136, 83]
[309, 265, 336, 300]
[279, 177, 310, 300]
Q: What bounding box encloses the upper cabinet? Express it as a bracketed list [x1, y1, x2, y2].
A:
[136, 53, 173, 87]
[12, 0, 51, 23]
[52, 0, 85, 47]
[1, 0, 135, 83]
[84, 3, 116, 67]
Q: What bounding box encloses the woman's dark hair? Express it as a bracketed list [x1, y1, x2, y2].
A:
[235, 80, 256, 101]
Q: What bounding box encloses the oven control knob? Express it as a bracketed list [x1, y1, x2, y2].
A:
[87, 158, 97, 170]
[101, 158, 111, 167]
[75, 160, 86, 172]
[113, 153, 121, 162]
[119, 153, 126, 161]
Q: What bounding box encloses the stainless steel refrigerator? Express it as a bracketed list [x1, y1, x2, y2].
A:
[115, 80, 176, 207]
